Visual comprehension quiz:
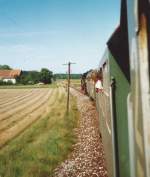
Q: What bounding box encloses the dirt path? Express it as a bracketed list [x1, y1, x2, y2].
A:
[54, 88, 108, 177]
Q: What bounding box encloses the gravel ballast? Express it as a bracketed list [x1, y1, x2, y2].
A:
[54, 88, 108, 177]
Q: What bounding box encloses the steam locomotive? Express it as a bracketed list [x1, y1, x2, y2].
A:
[81, 0, 150, 177]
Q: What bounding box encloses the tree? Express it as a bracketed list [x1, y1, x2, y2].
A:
[25, 71, 40, 84]
[0, 65, 12, 70]
[16, 71, 41, 85]
[54, 73, 81, 79]
[40, 68, 53, 84]
[16, 69, 54, 85]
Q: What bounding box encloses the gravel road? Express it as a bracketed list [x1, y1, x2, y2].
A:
[54, 88, 108, 177]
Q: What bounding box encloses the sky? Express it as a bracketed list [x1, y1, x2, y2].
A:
[0, 0, 120, 73]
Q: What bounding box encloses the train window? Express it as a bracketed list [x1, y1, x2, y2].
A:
[102, 62, 110, 93]
[103, 62, 106, 68]
[99, 68, 103, 81]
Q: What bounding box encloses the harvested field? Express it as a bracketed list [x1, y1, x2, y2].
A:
[0, 88, 53, 148]
[0, 85, 107, 177]
[0, 85, 79, 177]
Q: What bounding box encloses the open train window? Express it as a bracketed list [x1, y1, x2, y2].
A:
[98, 68, 103, 85]
[102, 61, 110, 92]
[103, 62, 106, 68]
[103, 61, 109, 73]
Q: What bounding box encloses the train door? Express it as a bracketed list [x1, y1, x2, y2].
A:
[107, 1, 131, 173]
[127, 0, 150, 176]
[108, 49, 131, 177]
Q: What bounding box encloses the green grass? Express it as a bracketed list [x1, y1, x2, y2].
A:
[0, 92, 79, 177]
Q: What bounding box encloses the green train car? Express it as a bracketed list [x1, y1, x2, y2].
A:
[127, 0, 150, 176]
[82, 0, 150, 176]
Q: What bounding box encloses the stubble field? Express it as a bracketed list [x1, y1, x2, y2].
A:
[0, 85, 79, 177]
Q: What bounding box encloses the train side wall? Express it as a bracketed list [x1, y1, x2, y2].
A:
[96, 59, 114, 177]
[109, 52, 130, 177]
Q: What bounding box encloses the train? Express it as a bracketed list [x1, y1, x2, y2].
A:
[81, 0, 150, 177]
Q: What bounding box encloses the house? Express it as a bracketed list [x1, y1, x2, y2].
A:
[0, 70, 21, 84]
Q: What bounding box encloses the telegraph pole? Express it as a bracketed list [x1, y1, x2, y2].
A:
[63, 61, 76, 114]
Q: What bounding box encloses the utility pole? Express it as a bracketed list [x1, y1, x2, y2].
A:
[63, 61, 76, 114]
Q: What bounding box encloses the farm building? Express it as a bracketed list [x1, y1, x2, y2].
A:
[0, 69, 21, 84]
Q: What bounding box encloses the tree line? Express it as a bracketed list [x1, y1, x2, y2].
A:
[54, 73, 81, 79]
[0, 65, 81, 85]
[0, 65, 53, 85]
[0, 65, 12, 70]
[17, 68, 53, 85]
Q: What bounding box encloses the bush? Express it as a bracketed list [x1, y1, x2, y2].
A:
[0, 80, 13, 85]
[0, 80, 3, 85]
[40, 68, 53, 84]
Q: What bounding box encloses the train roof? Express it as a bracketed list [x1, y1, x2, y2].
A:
[106, 0, 130, 82]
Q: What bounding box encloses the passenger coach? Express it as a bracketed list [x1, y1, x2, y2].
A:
[82, 0, 150, 177]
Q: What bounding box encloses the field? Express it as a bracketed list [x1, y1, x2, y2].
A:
[0, 84, 55, 89]
[0, 85, 79, 177]
[70, 79, 81, 88]
[58, 79, 81, 90]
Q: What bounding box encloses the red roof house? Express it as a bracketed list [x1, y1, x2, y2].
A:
[0, 70, 21, 84]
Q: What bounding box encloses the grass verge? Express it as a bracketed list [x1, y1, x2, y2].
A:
[0, 90, 79, 177]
